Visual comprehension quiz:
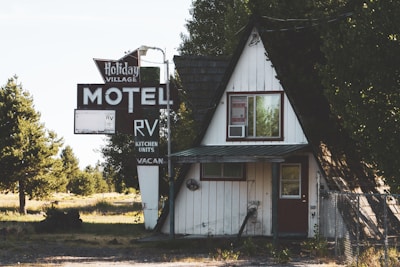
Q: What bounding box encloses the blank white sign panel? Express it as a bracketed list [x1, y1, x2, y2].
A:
[74, 110, 116, 134]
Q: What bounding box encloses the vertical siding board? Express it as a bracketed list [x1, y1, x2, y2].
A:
[231, 182, 241, 234]
[240, 43, 250, 91]
[216, 182, 225, 234]
[185, 181, 195, 234]
[247, 43, 257, 91]
[178, 164, 199, 234]
[200, 181, 210, 235]
[223, 181, 233, 234]
[193, 185, 202, 235]
[239, 180, 248, 235]
[246, 163, 257, 235]
[171, 189, 179, 233]
[265, 60, 274, 91]
[208, 181, 217, 235]
[249, 164, 263, 235]
[175, 176, 188, 234]
[262, 163, 272, 235]
[253, 163, 264, 235]
[285, 97, 294, 142]
[256, 45, 265, 91]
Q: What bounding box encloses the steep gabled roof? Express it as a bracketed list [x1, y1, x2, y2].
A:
[174, 55, 230, 125]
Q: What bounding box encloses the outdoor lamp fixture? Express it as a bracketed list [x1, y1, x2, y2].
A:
[138, 45, 174, 238]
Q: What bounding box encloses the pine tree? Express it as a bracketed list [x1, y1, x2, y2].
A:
[60, 145, 80, 192]
[179, 0, 249, 56]
[0, 77, 63, 213]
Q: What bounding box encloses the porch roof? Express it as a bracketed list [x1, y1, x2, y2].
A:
[171, 144, 310, 163]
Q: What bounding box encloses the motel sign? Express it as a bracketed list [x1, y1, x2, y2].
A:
[74, 49, 176, 164]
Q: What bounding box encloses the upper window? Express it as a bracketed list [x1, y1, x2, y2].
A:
[227, 92, 283, 140]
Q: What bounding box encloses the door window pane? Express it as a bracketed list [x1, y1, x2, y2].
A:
[280, 164, 301, 198]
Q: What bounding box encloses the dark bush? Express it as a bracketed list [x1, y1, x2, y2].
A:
[35, 207, 82, 233]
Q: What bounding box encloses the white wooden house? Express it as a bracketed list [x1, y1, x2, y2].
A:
[155, 22, 321, 238]
[154, 16, 398, 239]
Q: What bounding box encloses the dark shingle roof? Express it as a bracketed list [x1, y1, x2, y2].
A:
[174, 56, 230, 124]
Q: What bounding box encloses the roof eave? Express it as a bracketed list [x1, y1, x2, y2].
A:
[173, 155, 286, 163]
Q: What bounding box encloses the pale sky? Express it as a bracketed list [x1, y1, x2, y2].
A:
[0, 0, 192, 168]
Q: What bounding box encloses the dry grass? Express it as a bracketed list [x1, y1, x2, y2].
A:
[0, 192, 143, 224]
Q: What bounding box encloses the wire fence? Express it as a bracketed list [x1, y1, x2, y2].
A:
[320, 191, 400, 266]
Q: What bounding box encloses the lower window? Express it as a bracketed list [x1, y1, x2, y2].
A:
[201, 163, 245, 181]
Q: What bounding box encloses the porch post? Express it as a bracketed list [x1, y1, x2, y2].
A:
[271, 162, 279, 247]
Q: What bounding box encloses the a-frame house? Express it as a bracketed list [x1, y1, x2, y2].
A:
[154, 16, 399, 239]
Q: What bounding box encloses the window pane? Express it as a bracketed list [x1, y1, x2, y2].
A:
[203, 163, 221, 177]
[281, 164, 300, 197]
[248, 96, 254, 136]
[223, 163, 243, 178]
[281, 181, 300, 196]
[282, 165, 299, 180]
[230, 96, 247, 125]
[255, 95, 280, 137]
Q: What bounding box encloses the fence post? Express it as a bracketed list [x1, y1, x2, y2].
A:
[356, 194, 360, 267]
[384, 194, 388, 267]
[334, 192, 338, 257]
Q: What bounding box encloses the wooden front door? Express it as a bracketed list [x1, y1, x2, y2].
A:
[277, 156, 309, 236]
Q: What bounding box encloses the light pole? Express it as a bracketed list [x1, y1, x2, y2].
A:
[139, 45, 174, 238]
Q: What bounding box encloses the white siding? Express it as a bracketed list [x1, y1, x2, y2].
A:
[162, 153, 321, 237]
[202, 29, 307, 146]
[164, 162, 274, 236]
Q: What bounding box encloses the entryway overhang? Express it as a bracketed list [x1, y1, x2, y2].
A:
[171, 144, 310, 163]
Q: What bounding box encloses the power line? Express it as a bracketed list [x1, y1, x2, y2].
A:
[262, 11, 352, 23]
[259, 11, 353, 32]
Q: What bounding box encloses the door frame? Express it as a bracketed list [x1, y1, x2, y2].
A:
[277, 156, 309, 237]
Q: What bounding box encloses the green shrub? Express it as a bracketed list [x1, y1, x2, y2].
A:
[301, 224, 328, 257]
[212, 242, 240, 261]
[242, 237, 257, 256]
[273, 247, 291, 264]
[67, 172, 95, 196]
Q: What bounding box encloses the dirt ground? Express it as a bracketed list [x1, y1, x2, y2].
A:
[0, 193, 345, 266]
[0, 237, 345, 267]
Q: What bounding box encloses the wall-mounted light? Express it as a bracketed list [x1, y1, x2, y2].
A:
[186, 179, 200, 191]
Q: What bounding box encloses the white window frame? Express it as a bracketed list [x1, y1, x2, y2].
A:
[227, 92, 283, 141]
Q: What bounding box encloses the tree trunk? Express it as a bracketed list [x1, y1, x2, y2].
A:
[18, 179, 26, 215]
